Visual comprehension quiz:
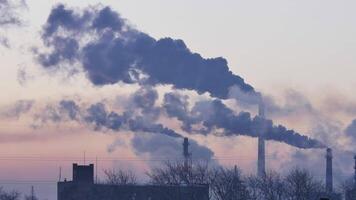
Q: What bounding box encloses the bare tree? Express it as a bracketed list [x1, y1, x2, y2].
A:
[24, 195, 38, 200]
[0, 188, 20, 200]
[210, 166, 250, 200]
[103, 168, 138, 185]
[246, 174, 262, 200]
[338, 177, 354, 200]
[146, 160, 212, 185]
[246, 171, 285, 200]
[284, 168, 323, 200]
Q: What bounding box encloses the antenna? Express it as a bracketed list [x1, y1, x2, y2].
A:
[58, 166, 62, 182]
[95, 156, 98, 183]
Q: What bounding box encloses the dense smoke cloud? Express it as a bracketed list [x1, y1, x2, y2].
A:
[33, 4, 326, 150]
[27, 87, 182, 139]
[163, 92, 325, 149]
[37, 4, 258, 102]
[30, 92, 214, 160]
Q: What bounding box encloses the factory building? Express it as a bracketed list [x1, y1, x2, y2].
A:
[58, 163, 209, 200]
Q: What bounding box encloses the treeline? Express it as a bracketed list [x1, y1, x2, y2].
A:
[104, 161, 350, 200]
[0, 187, 38, 200]
[0, 161, 353, 200]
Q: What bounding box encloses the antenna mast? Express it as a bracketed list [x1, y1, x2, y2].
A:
[58, 166, 62, 182]
[95, 156, 98, 183]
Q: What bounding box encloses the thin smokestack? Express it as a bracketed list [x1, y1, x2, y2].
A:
[183, 137, 191, 169]
[326, 148, 333, 193]
[354, 155, 356, 189]
[257, 102, 266, 177]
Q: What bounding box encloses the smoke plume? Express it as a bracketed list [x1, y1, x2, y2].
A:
[132, 133, 214, 161]
[0, 99, 34, 118]
[34, 4, 325, 150]
[345, 119, 356, 142]
[37, 4, 258, 102]
[163, 92, 325, 149]
[0, 0, 27, 47]
[0, 0, 26, 26]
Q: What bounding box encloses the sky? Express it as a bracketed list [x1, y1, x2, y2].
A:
[0, 0, 356, 199]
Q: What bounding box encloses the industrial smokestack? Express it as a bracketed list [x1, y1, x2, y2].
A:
[354, 155, 356, 189]
[183, 137, 191, 169]
[257, 102, 266, 177]
[326, 148, 333, 193]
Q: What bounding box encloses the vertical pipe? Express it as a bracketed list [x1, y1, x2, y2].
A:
[183, 137, 190, 169]
[354, 155, 356, 189]
[326, 148, 333, 193]
[257, 102, 266, 177]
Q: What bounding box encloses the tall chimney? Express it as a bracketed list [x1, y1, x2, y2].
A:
[257, 102, 266, 177]
[183, 137, 191, 169]
[326, 148, 333, 193]
[354, 155, 356, 189]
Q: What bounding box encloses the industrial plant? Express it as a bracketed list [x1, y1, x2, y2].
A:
[58, 163, 209, 200]
[52, 134, 356, 200]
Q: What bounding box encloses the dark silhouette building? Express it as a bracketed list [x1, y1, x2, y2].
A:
[72, 163, 94, 183]
[58, 163, 209, 200]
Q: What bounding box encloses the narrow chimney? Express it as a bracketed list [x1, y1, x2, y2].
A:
[183, 137, 191, 168]
[257, 102, 266, 177]
[326, 148, 333, 193]
[354, 155, 356, 189]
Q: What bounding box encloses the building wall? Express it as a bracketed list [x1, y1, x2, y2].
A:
[58, 182, 209, 200]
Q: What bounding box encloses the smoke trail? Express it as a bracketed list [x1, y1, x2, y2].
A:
[0, 0, 27, 47]
[31, 87, 182, 139]
[37, 4, 258, 103]
[33, 96, 214, 160]
[345, 119, 356, 142]
[0, 99, 34, 118]
[131, 133, 214, 161]
[35, 4, 325, 149]
[163, 92, 325, 149]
